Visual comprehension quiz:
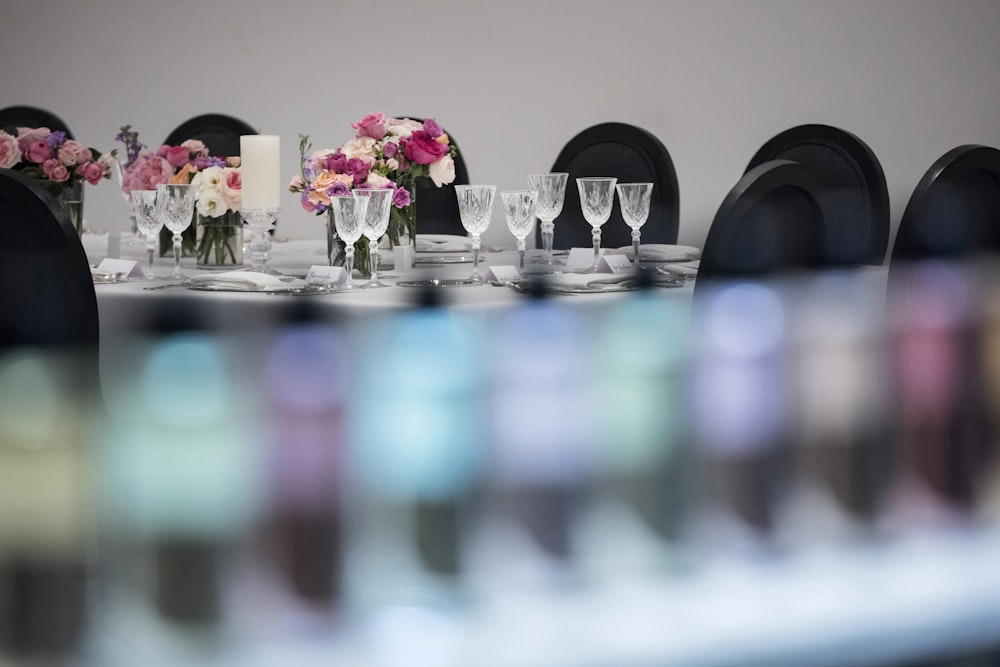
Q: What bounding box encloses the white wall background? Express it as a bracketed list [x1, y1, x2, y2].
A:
[2, 0, 999, 254]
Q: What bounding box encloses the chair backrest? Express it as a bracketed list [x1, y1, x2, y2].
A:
[746, 124, 889, 266]
[890, 145, 1000, 264]
[163, 113, 257, 157]
[398, 116, 470, 236]
[0, 167, 98, 375]
[0, 105, 74, 139]
[697, 159, 826, 288]
[542, 122, 679, 250]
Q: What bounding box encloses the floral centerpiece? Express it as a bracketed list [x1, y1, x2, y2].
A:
[288, 113, 457, 275]
[191, 164, 243, 267]
[0, 127, 115, 233]
[116, 125, 240, 257]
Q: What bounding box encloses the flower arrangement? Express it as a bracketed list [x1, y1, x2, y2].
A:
[116, 125, 240, 256]
[288, 113, 457, 274]
[0, 127, 115, 198]
[191, 164, 243, 266]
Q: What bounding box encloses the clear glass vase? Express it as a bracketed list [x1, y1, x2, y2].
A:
[388, 179, 417, 256]
[57, 182, 84, 235]
[196, 209, 244, 269]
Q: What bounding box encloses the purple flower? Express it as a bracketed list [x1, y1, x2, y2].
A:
[327, 152, 348, 173]
[192, 155, 225, 169]
[328, 182, 350, 197]
[45, 131, 67, 149]
[382, 141, 398, 158]
[422, 119, 443, 139]
[392, 185, 411, 208]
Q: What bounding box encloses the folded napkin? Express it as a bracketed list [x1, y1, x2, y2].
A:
[609, 244, 701, 262]
[416, 234, 473, 252]
[189, 271, 306, 290]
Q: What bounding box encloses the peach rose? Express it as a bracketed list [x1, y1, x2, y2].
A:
[429, 153, 456, 187]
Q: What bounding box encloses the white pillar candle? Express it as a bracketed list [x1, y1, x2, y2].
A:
[240, 135, 281, 210]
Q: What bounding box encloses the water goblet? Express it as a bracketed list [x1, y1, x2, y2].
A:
[355, 187, 394, 288]
[576, 177, 618, 273]
[329, 194, 369, 289]
[527, 172, 568, 264]
[455, 185, 497, 285]
[155, 183, 196, 280]
[616, 182, 654, 268]
[501, 190, 537, 272]
[130, 189, 163, 280]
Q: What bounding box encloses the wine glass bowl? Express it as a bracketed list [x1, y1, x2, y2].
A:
[130, 189, 162, 280]
[455, 185, 497, 285]
[155, 183, 196, 280]
[356, 188, 394, 288]
[501, 190, 537, 271]
[527, 172, 568, 264]
[616, 182, 654, 267]
[329, 194, 370, 289]
[576, 177, 617, 273]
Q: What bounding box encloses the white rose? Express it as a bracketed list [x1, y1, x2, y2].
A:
[197, 165, 224, 194]
[196, 190, 227, 218]
[366, 171, 391, 188]
[341, 137, 377, 165]
[386, 118, 422, 139]
[429, 154, 456, 187]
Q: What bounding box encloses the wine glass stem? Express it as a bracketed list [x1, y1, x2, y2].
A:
[146, 237, 156, 279]
[369, 246, 379, 287]
[632, 230, 642, 269]
[541, 220, 554, 261]
[472, 236, 482, 284]
[518, 248, 526, 272]
[250, 230, 269, 272]
[345, 247, 354, 288]
[172, 233, 182, 278]
[591, 227, 602, 271]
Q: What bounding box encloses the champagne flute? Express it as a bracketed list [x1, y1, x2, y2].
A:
[455, 185, 496, 285]
[576, 177, 617, 273]
[528, 172, 568, 264]
[329, 194, 369, 289]
[616, 182, 654, 268]
[130, 189, 163, 280]
[356, 188, 394, 288]
[155, 183, 196, 280]
[501, 190, 537, 272]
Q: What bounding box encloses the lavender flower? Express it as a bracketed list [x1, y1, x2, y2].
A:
[328, 182, 350, 197]
[45, 131, 67, 149]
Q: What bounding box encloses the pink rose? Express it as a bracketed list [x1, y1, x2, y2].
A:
[43, 159, 69, 183]
[0, 131, 22, 168]
[16, 127, 50, 153]
[58, 139, 88, 166]
[352, 112, 388, 140]
[77, 161, 106, 185]
[403, 131, 448, 165]
[181, 139, 209, 157]
[121, 154, 173, 195]
[26, 140, 53, 164]
[164, 145, 191, 168]
[219, 167, 242, 210]
[287, 175, 305, 191]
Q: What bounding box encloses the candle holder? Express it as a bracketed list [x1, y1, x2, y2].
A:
[240, 207, 280, 274]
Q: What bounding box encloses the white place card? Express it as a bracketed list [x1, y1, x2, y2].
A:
[394, 245, 415, 270]
[598, 253, 634, 274]
[486, 265, 521, 284]
[97, 258, 143, 278]
[306, 265, 348, 288]
[565, 246, 605, 269]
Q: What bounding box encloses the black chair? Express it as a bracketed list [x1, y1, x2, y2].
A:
[889, 144, 1000, 265]
[746, 124, 889, 266]
[697, 159, 826, 289]
[398, 116, 470, 236]
[162, 113, 257, 157]
[0, 105, 74, 138]
[541, 122, 679, 250]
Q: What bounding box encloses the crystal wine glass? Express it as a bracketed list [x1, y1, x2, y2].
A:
[455, 185, 496, 285]
[329, 194, 369, 289]
[356, 187, 394, 288]
[112, 158, 140, 245]
[155, 183, 196, 280]
[527, 172, 568, 264]
[130, 189, 163, 280]
[501, 190, 537, 272]
[616, 182, 654, 268]
[576, 177, 617, 273]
